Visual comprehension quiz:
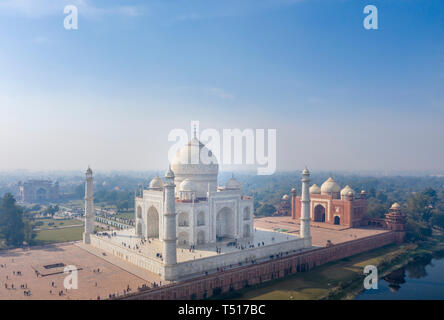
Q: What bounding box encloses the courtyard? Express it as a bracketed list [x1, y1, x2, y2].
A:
[0, 216, 390, 300]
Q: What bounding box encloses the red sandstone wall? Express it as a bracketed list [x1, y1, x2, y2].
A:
[120, 231, 402, 300]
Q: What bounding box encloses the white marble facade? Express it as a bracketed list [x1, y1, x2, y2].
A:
[135, 137, 254, 247]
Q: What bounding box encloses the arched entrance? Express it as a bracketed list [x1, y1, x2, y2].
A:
[136, 206, 142, 219]
[178, 212, 189, 227]
[243, 207, 250, 221]
[178, 231, 189, 246]
[136, 222, 142, 236]
[243, 224, 250, 238]
[197, 211, 205, 226]
[216, 207, 235, 241]
[314, 205, 326, 222]
[334, 216, 340, 225]
[197, 230, 205, 245]
[146, 206, 159, 238]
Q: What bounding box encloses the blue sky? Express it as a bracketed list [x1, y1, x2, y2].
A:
[0, 0, 443, 172]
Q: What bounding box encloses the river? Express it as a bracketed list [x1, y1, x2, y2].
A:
[355, 255, 444, 300]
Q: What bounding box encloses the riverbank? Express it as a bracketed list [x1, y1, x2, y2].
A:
[213, 234, 444, 300]
[331, 234, 444, 300]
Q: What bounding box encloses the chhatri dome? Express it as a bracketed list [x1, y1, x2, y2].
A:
[391, 202, 401, 210]
[225, 175, 241, 190]
[171, 136, 219, 198]
[340, 185, 355, 197]
[149, 176, 164, 190]
[282, 194, 290, 201]
[309, 184, 321, 194]
[321, 177, 341, 195]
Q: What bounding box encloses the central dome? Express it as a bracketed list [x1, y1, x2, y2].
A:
[321, 177, 341, 196]
[171, 138, 219, 198]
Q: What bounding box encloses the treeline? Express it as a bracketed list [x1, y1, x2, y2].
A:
[404, 188, 444, 242]
[74, 183, 134, 212]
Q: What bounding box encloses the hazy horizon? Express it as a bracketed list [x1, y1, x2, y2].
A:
[1, 0, 443, 172]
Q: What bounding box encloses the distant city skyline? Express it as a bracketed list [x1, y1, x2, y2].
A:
[0, 0, 443, 172]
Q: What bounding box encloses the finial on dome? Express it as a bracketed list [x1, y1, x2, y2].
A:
[165, 164, 175, 179]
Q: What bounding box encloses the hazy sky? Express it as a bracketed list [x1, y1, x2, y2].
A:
[0, 0, 443, 173]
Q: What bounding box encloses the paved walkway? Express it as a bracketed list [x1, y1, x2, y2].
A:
[254, 216, 390, 247]
[0, 243, 153, 300]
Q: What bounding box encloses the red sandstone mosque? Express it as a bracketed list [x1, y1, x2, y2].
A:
[277, 176, 406, 231]
[291, 177, 366, 227]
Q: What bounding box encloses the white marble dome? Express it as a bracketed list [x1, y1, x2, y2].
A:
[149, 176, 164, 189]
[309, 184, 321, 194]
[171, 138, 219, 198]
[321, 177, 341, 195]
[179, 178, 196, 192]
[282, 194, 289, 201]
[340, 185, 355, 197]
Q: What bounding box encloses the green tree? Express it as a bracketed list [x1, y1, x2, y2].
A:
[23, 219, 36, 245]
[255, 203, 276, 217]
[0, 193, 25, 247]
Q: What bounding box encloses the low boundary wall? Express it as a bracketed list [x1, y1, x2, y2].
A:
[120, 230, 403, 300]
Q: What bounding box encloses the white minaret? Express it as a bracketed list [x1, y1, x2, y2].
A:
[163, 166, 177, 280]
[300, 167, 311, 245]
[83, 167, 95, 244]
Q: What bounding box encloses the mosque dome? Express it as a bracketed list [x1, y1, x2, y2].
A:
[309, 184, 321, 194]
[291, 188, 296, 193]
[179, 178, 196, 192]
[149, 176, 164, 189]
[340, 185, 355, 197]
[225, 176, 241, 190]
[282, 194, 289, 201]
[321, 177, 341, 195]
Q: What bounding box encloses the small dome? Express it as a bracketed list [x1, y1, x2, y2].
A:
[341, 185, 355, 197]
[85, 167, 93, 175]
[321, 177, 341, 195]
[291, 188, 296, 193]
[302, 167, 310, 175]
[282, 194, 289, 201]
[309, 184, 321, 194]
[225, 176, 241, 190]
[391, 202, 401, 210]
[179, 178, 195, 192]
[149, 176, 164, 189]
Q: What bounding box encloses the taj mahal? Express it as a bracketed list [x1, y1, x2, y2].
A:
[82, 137, 313, 281]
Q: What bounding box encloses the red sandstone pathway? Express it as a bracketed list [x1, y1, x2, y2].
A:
[254, 216, 389, 247]
[0, 242, 158, 300]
